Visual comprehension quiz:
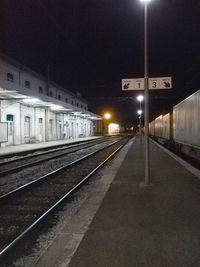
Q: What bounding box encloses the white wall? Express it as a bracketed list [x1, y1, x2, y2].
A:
[0, 56, 99, 147]
[0, 58, 88, 112]
[1, 101, 21, 146]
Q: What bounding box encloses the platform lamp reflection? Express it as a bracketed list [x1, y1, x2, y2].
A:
[137, 95, 144, 141]
[103, 113, 111, 135]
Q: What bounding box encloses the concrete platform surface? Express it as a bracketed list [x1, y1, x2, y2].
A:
[68, 136, 200, 267]
[0, 136, 102, 157]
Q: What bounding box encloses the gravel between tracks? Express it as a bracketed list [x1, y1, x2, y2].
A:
[0, 139, 118, 195]
[9, 138, 133, 267]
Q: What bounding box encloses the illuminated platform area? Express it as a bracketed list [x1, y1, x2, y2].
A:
[34, 136, 200, 266]
[0, 54, 101, 148]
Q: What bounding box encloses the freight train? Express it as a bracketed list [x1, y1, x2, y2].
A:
[149, 89, 200, 161]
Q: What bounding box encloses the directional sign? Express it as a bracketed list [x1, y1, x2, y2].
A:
[149, 77, 172, 89]
[134, 79, 144, 90]
[159, 77, 172, 89]
[122, 79, 135, 90]
[122, 76, 172, 90]
[149, 78, 159, 89]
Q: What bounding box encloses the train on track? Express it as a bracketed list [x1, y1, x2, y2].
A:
[149, 89, 200, 162]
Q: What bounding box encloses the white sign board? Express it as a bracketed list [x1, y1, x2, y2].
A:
[0, 122, 8, 143]
[149, 77, 172, 89]
[122, 77, 172, 90]
[134, 79, 144, 90]
[121, 79, 135, 90]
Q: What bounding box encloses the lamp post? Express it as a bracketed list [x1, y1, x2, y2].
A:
[140, 0, 151, 185]
[137, 95, 144, 138]
[137, 108, 143, 139]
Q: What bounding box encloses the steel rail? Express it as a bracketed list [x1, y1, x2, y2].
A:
[0, 137, 125, 200]
[0, 137, 105, 160]
[0, 136, 130, 257]
[0, 137, 106, 166]
[0, 137, 110, 177]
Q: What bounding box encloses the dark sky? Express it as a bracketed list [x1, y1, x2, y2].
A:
[1, 0, 200, 124]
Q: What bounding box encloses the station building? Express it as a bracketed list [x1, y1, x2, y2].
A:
[0, 54, 101, 147]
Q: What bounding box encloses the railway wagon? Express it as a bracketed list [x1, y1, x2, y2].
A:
[149, 112, 172, 142]
[173, 90, 200, 148]
[149, 89, 200, 161]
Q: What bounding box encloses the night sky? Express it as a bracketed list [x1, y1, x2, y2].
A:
[1, 0, 200, 125]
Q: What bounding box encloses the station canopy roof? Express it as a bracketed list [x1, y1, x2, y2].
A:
[0, 88, 101, 120]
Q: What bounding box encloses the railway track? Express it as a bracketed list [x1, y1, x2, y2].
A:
[0, 136, 130, 259]
[0, 137, 110, 177]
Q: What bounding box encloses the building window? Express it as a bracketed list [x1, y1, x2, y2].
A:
[49, 91, 53, 97]
[24, 116, 31, 136]
[7, 114, 14, 135]
[58, 95, 61, 100]
[39, 86, 43, 94]
[7, 114, 14, 121]
[7, 72, 14, 82]
[65, 98, 68, 102]
[25, 80, 31, 89]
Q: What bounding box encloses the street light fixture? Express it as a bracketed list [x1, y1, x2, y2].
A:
[104, 113, 111, 120]
[140, 0, 152, 185]
[137, 95, 144, 102]
[137, 110, 143, 115]
[137, 95, 144, 140]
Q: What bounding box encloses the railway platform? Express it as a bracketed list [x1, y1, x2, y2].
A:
[65, 136, 200, 267]
[0, 136, 102, 157]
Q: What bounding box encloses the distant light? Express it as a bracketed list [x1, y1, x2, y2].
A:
[137, 110, 143, 115]
[50, 105, 63, 110]
[137, 95, 144, 102]
[104, 113, 111, 119]
[140, 0, 152, 2]
[108, 123, 120, 135]
[23, 98, 39, 103]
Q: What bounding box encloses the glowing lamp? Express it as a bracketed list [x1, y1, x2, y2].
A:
[104, 113, 111, 119]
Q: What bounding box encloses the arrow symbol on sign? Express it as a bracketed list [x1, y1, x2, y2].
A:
[124, 83, 130, 89]
[163, 82, 170, 87]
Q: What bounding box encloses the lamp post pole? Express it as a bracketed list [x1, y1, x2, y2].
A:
[144, 1, 150, 185]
